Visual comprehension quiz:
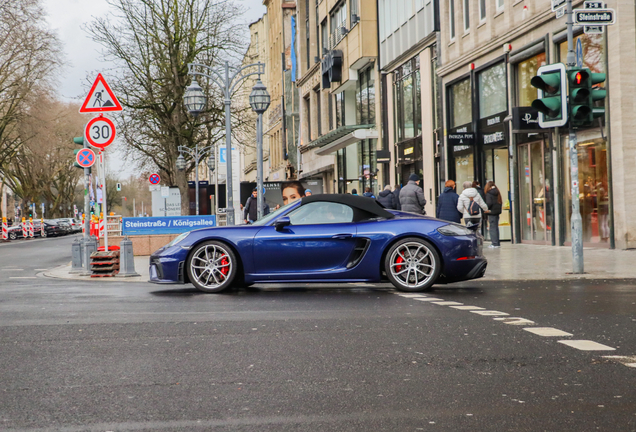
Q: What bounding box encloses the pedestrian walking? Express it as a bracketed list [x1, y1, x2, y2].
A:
[305, 189, 312, 196]
[436, 180, 462, 223]
[457, 181, 488, 227]
[485, 181, 502, 248]
[362, 187, 375, 198]
[377, 185, 398, 209]
[351, 188, 358, 196]
[399, 174, 426, 214]
[392, 185, 402, 210]
[243, 188, 258, 224]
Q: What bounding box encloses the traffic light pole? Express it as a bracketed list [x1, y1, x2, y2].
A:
[566, 0, 584, 273]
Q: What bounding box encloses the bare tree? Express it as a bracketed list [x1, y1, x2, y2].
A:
[85, 0, 256, 214]
[0, 0, 62, 171]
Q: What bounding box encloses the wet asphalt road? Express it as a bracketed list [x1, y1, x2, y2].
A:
[0, 236, 635, 431]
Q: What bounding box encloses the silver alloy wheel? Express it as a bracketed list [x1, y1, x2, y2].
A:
[189, 243, 233, 290]
[389, 241, 436, 289]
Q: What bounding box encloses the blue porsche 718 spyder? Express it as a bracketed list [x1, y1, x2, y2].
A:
[149, 194, 487, 293]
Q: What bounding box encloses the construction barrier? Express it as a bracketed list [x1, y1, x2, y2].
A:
[99, 213, 105, 239]
[82, 214, 85, 235]
[90, 249, 120, 277]
[21, 218, 27, 238]
[41, 218, 45, 236]
[28, 218, 34, 238]
[2, 217, 7, 241]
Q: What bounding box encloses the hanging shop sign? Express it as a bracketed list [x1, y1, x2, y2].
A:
[321, 50, 343, 89]
[512, 107, 544, 133]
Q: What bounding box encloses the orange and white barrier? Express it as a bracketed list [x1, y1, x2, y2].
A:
[99, 213, 105, 238]
[28, 217, 34, 238]
[40, 218, 45, 236]
[21, 217, 27, 238]
[2, 217, 7, 241]
[82, 215, 85, 235]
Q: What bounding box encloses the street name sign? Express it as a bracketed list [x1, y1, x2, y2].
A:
[79, 73, 123, 113]
[573, 9, 616, 25]
[551, 0, 566, 12]
[149, 173, 161, 185]
[84, 116, 116, 149]
[76, 148, 96, 168]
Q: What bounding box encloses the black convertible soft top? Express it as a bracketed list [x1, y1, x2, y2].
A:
[300, 194, 395, 220]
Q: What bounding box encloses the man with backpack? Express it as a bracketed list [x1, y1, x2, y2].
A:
[457, 180, 488, 227]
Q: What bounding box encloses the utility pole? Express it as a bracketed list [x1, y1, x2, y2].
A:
[566, 0, 584, 273]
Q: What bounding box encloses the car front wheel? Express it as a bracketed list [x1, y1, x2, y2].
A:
[385, 237, 440, 292]
[41, 230, 47, 238]
[9, 232, 17, 240]
[186, 241, 237, 293]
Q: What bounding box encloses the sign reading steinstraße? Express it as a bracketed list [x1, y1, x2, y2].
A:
[573, 9, 616, 25]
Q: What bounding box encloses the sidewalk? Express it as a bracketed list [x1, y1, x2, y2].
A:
[43, 243, 636, 283]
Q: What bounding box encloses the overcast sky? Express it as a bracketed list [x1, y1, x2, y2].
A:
[41, 0, 266, 178]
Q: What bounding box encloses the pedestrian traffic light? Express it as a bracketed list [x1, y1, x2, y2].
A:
[531, 63, 567, 128]
[73, 137, 85, 169]
[567, 68, 608, 128]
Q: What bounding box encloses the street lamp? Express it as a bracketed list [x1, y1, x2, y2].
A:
[249, 79, 271, 220]
[176, 144, 213, 215]
[207, 152, 215, 171]
[185, 61, 266, 226]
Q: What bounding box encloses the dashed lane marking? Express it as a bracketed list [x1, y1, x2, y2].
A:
[397, 294, 428, 298]
[412, 297, 445, 302]
[470, 310, 509, 316]
[494, 317, 536, 326]
[430, 301, 464, 306]
[558, 340, 616, 351]
[603, 356, 636, 368]
[523, 327, 573, 337]
[9, 277, 38, 279]
[450, 305, 485, 310]
[2, 268, 24, 271]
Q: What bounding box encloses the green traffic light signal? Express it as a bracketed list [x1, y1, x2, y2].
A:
[531, 63, 567, 128]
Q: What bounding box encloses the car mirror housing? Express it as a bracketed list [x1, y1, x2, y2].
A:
[275, 216, 291, 231]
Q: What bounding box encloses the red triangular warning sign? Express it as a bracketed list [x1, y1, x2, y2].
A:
[79, 73, 123, 113]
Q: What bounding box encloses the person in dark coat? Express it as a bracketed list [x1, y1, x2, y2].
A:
[377, 185, 397, 209]
[436, 180, 462, 223]
[362, 187, 375, 198]
[485, 181, 503, 248]
[399, 173, 427, 214]
[392, 185, 402, 210]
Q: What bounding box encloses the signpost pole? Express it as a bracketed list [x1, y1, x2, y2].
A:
[101, 151, 109, 251]
[567, 0, 584, 273]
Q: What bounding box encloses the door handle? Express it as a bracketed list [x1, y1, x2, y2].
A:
[332, 234, 353, 239]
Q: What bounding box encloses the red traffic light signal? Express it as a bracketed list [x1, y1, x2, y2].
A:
[575, 72, 583, 85]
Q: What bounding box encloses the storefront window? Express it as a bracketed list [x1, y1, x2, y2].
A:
[478, 63, 507, 118]
[393, 58, 421, 142]
[450, 78, 471, 128]
[335, 92, 345, 128]
[356, 66, 375, 125]
[562, 137, 609, 244]
[517, 52, 546, 107]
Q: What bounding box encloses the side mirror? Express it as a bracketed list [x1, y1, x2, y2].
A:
[274, 216, 291, 231]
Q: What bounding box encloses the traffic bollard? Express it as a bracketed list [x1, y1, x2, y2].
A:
[70, 239, 83, 273]
[81, 236, 98, 276]
[117, 237, 140, 277]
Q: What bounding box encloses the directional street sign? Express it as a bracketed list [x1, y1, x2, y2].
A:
[584, 26, 604, 34]
[76, 148, 96, 168]
[556, 7, 565, 19]
[84, 116, 116, 149]
[573, 9, 615, 25]
[575, 38, 583, 68]
[149, 173, 161, 185]
[79, 73, 123, 113]
[584, 1, 603, 8]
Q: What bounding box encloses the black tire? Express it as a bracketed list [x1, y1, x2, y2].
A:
[41, 230, 48, 238]
[186, 241, 238, 293]
[9, 232, 17, 240]
[384, 237, 441, 292]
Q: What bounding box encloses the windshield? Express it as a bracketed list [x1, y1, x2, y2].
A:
[250, 201, 298, 226]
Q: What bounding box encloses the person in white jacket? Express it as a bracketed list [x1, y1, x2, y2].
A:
[457, 181, 489, 226]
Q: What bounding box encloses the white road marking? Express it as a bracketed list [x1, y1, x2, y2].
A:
[602, 356, 636, 368]
[34, 268, 48, 271]
[451, 305, 485, 310]
[430, 301, 464, 306]
[494, 317, 536, 325]
[558, 340, 616, 351]
[397, 294, 428, 298]
[524, 327, 573, 337]
[2, 269, 24, 271]
[470, 310, 509, 316]
[412, 297, 445, 302]
[9, 277, 37, 279]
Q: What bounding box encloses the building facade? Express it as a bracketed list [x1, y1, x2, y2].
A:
[296, 0, 381, 195]
[437, 0, 636, 249]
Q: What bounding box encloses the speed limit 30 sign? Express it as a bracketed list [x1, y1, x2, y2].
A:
[85, 115, 116, 149]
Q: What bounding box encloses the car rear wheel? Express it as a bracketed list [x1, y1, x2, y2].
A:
[186, 241, 237, 293]
[41, 230, 47, 238]
[385, 237, 440, 292]
[9, 232, 17, 240]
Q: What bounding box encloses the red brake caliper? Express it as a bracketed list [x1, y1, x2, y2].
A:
[395, 256, 404, 272]
[219, 255, 229, 279]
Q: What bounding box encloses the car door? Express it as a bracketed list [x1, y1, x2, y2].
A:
[252, 202, 357, 276]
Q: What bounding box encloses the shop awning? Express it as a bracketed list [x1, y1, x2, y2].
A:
[304, 124, 377, 156]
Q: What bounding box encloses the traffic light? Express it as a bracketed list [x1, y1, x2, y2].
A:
[73, 136, 85, 169]
[531, 63, 567, 128]
[567, 68, 607, 129]
[116, 183, 121, 191]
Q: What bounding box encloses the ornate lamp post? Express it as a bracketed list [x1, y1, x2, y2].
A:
[249, 79, 271, 220]
[185, 61, 266, 225]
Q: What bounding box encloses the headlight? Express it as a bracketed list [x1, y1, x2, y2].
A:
[437, 224, 472, 236]
[166, 231, 190, 247]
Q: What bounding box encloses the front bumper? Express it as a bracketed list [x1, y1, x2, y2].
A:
[148, 255, 186, 284]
